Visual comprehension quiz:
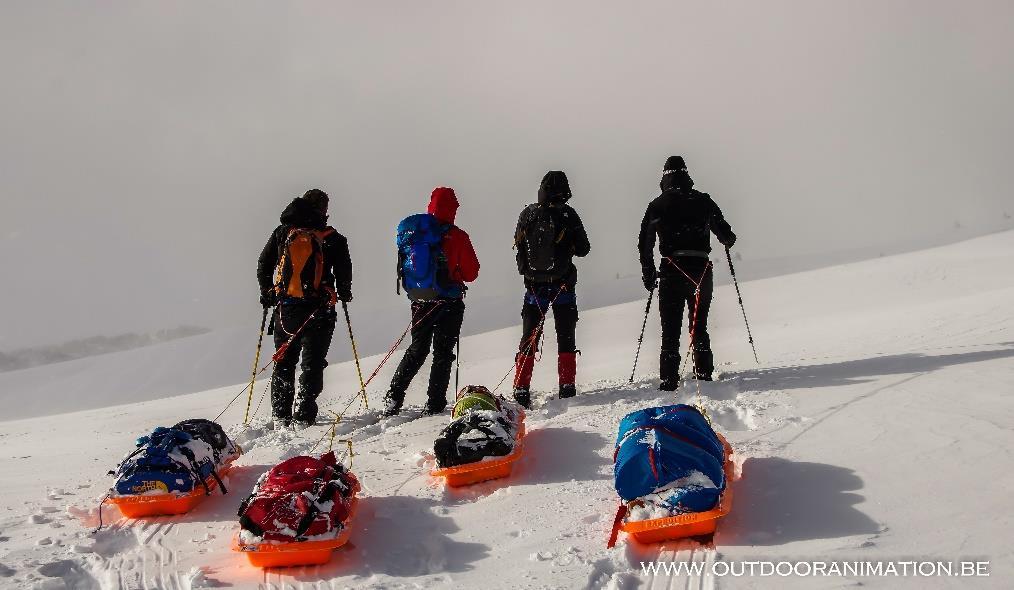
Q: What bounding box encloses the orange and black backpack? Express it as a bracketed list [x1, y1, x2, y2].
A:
[273, 227, 336, 304]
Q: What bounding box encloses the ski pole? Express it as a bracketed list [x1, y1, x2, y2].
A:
[629, 283, 656, 383]
[341, 300, 369, 410]
[725, 247, 759, 364]
[454, 335, 461, 395]
[242, 307, 269, 425]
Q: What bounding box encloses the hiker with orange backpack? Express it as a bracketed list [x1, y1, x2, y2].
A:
[257, 189, 353, 429]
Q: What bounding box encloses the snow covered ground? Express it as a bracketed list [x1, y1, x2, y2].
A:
[1, 231, 1012, 589]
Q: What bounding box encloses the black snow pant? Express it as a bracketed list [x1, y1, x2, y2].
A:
[388, 298, 465, 411]
[270, 303, 336, 424]
[519, 286, 578, 354]
[658, 258, 714, 382]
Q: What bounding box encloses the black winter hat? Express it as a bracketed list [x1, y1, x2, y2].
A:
[539, 171, 571, 203]
[302, 188, 329, 213]
[660, 156, 694, 192]
[662, 156, 687, 176]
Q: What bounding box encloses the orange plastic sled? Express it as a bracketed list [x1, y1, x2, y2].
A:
[108, 452, 241, 519]
[233, 497, 358, 568]
[618, 434, 735, 544]
[431, 420, 526, 487]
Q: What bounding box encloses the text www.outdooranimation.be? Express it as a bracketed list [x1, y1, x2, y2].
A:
[641, 560, 991, 578]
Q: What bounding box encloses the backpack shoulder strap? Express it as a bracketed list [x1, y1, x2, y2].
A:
[516, 204, 539, 235]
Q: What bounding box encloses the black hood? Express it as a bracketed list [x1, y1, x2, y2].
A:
[279, 198, 326, 228]
[538, 170, 572, 205]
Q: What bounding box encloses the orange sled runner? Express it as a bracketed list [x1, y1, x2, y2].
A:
[233, 497, 359, 568]
[609, 434, 734, 546]
[431, 420, 526, 487]
[108, 452, 241, 519]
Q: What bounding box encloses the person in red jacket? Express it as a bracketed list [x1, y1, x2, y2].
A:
[384, 187, 480, 416]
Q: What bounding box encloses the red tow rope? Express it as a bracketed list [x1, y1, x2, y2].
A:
[607, 504, 627, 548]
[271, 309, 319, 362]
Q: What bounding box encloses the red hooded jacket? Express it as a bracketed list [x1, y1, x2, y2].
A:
[427, 187, 480, 285]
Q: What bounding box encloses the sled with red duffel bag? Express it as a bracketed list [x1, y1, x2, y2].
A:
[233, 450, 360, 568]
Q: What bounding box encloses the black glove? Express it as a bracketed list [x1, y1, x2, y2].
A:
[721, 233, 737, 249]
[642, 267, 657, 291]
[338, 291, 353, 303]
[259, 290, 277, 308]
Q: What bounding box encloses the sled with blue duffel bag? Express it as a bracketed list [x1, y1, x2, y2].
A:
[607, 404, 734, 547]
[105, 418, 242, 518]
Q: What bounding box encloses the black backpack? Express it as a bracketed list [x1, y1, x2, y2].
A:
[519, 204, 566, 282]
[173, 419, 230, 453]
[434, 413, 514, 468]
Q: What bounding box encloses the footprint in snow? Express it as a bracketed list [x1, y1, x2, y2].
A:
[36, 559, 99, 587]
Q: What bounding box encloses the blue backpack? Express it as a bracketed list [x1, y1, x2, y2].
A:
[396, 213, 460, 300]
[112, 422, 233, 496]
[614, 405, 725, 513]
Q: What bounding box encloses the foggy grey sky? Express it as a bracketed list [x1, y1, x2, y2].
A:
[2, 1, 1012, 349]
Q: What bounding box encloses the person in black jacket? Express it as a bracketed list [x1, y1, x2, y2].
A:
[638, 157, 735, 390]
[512, 171, 590, 408]
[257, 189, 353, 428]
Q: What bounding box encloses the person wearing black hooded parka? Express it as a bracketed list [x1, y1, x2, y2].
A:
[511, 171, 591, 408]
[256, 189, 353, 428]
[638, 157, 736, 391]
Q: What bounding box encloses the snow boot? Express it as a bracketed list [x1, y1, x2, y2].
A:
[558, 351, 577, 399]
[292, 420, 312, 431]
[513, 387, 531, 409]
[382, 391, 404, 417]
[659, 379, 681, 392]
[659, 349, 681, 391]
[693, 348, 715, 381]
[423, 389, 448, 415]
[271, 417, 291, 430]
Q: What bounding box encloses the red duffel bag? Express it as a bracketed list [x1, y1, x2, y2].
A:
[238, 451, 360, 542]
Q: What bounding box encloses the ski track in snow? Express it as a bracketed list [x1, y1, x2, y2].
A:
[640, 541, 717, 590]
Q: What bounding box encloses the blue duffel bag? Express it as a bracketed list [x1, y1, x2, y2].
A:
[613, 405, 726, 513]
[112, 419, 237, 496]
